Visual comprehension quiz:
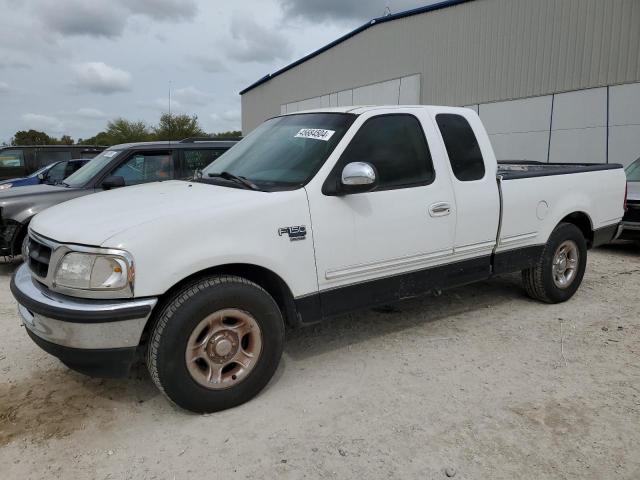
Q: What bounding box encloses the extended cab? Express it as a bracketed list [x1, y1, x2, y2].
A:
[11, 106, 626, 413]
[0, 139, 236, 256]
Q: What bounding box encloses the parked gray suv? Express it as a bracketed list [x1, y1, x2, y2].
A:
[0, 139, 237, 256]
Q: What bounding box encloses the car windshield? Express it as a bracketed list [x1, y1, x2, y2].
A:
[28, 164, 51, 178]
[201, 113, 356, 190]
[626, 158, 640, 182]
[64, 149, 122, 188]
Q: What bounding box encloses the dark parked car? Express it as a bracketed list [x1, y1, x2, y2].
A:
[0, 139, 237, 256]
[0, 145, 105, 181]
[0, 159, 90, 190]
[618, 157, 640, 244]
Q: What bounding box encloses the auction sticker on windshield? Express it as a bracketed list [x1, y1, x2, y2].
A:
[295, 128, 335, 141]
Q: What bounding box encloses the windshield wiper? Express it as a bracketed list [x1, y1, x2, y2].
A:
[208, 172, 261, 191]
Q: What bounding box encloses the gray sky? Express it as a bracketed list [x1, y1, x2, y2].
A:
[0, 0, 432, 143]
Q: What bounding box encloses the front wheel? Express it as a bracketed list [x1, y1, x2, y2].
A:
[522, 222, 588, 303]
[146, 275, 285, 413]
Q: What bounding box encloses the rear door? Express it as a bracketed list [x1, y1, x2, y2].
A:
[434, 110, 499, 264]
[306, 110, 457, 316]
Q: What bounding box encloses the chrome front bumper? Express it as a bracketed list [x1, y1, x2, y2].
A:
[11, 263, 157, 350]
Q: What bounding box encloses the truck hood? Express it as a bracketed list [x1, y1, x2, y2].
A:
[30, 180, 274, 246]
[0, 183, 70, 202]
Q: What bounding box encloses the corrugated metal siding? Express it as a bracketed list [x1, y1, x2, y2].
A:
[241, 0, 640, 133]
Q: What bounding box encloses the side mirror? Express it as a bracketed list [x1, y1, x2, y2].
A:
[102, 175, 125, 190]
[37, 173, 45, 181]
[340, 162, 378, 195]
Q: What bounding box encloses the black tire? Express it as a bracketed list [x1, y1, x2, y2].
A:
[522, 222, 587, 303]
[146, 275, 285, 413]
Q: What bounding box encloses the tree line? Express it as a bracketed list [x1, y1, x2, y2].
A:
[10, 113, 242, 146]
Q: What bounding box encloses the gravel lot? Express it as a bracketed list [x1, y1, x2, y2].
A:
[1, 244, 639, 479]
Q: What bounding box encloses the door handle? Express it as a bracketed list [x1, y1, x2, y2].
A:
[429, 202, 451, 217]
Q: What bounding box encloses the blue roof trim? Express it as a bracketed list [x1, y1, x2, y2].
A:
[239, 0, 475, 95]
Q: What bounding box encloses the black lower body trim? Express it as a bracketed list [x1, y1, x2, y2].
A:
[592, 223, 619, 247]
[26, 328, 137, 378]
[295, 255, 492, 323]
[492, 244, 545, 275]
[617, 226, 640, 241]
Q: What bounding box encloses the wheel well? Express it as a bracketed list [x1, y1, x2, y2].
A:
[7, 218, 29, 257]
[560, 212, 594, 248]
[141, 264, 299, 343]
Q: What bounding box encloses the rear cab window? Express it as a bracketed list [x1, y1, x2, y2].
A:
[435, 113, 485, 181]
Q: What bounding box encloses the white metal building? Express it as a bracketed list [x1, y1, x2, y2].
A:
[240, 0, 640, 166]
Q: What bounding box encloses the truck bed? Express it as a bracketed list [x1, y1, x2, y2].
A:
[497, 161, 623, 180]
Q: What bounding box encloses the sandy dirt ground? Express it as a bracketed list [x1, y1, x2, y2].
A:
[0, 244, 639, 480]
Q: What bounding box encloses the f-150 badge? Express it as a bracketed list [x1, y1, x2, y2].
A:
[278, 226, 307, 241]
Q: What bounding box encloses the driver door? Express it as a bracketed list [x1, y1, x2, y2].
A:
[306, 112, 457, 316]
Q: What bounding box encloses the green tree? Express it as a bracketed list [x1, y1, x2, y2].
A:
[153, 113, 205, 141]
[78, 131, 112, 145]
[210, 130, 242, 140]
[104, 118, 151, 145]
[58, 135, 74, 145]
[11, 129, 53, 145]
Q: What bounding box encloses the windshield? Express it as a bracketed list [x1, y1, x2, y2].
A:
[201, 113, 356, 189]
[28, 164, 51, 178]
[64, 149, 122, 188]
[626, 158, 640, 182]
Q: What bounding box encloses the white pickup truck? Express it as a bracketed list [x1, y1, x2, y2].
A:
[12, 106, 626, 413]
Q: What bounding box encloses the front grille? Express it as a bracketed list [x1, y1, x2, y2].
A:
[27, 237, 52, 278]
[624, 201, 640, 223]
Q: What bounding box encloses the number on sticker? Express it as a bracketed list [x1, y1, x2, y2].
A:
[294, 128, 335, 141]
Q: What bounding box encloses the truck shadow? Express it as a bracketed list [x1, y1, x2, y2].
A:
[596, 241, 639, 257]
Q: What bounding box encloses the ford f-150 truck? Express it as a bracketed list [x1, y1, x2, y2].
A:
[11, 106, 626, 413]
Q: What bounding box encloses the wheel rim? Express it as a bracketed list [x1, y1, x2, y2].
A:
[185, 309, 262, 390]
[552, 240, 579, 289]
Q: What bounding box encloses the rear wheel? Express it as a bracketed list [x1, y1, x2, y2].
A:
[146, 275, 285, 413]
[522, 223, 587, 303]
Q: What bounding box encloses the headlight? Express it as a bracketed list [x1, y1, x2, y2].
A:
[54, 252, 133, 292]
[0, 183, 13, 190]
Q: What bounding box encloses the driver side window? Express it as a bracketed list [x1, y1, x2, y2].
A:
[46, 161, 69, 183]
[110, 152, 174, 186]
[338, 114, 435, 191]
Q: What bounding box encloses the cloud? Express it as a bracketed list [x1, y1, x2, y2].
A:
[0, 60, 30, 70]
[280, 0, 434, 23]
[21, 113, 64, 133]
[227, 14, 293, 63]
[172, 86, 214, 106]
[138, 98, 184, 113]
[209, 109, 241, 132]
[0, 82, 9, 94]
[36, 1, 127, 38]
[189, 55, 226, 73]
[75, 108, 107, 119]
[33, 0, 197, 39]
[72, 62, 132, 94]
[125, 0, 197, 21]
